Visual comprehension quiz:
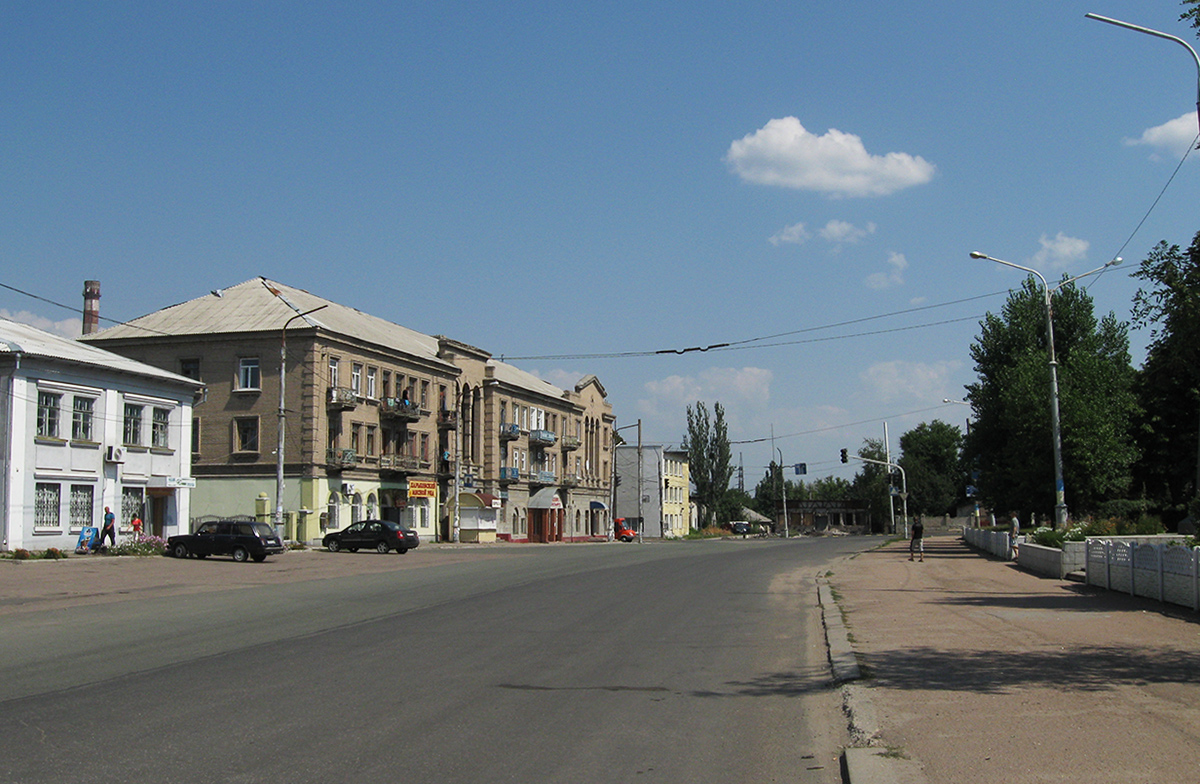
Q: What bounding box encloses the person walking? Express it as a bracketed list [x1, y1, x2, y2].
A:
[908, 516, 924, 562]
[99, 506, 117, 548]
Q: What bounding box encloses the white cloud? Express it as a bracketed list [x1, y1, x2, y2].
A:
[819, 219, 876, 244]
[866, 251, 908, 289]
[1031, 232, 1088, 271]
[0, 309, 81, 338]
[1123, 112, 1199, 159]
[532, 368, 586, 391]
[860, 360, 961, 404]
[644, 367, 773, 409]
[725, 117, 935, 197]
[768, 222, 811, 246]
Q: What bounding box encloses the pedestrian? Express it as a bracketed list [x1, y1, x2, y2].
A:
[1010, 512, 1020, 560]
[100, 506, 116, 548]
[908, 516, 924, 562]
[131, 514, 143, 539]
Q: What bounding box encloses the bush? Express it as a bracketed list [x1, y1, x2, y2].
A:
[1031, 526, 1064, 548]
[42, 547, 67, 560]
[107, 535, 167, 557]
[11, 548, 31, 560]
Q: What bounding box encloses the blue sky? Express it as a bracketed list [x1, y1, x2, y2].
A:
[4, 1, 1199, 490]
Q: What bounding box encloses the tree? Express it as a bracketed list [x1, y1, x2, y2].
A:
[752, 461, 808, 519]
[1184, 0, 1200, 35]
[898, 420, 965, 517]
[1130, 233, 1200, 519]
[681, 401, 734, 528]
[851, 438, 893, 531]
[963, 277, 1139, 521]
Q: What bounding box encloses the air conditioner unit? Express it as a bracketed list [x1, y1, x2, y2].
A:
[105, 446, 125, 463]
[342, 483, 355, 495]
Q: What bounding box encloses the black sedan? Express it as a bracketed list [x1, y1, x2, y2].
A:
[323, 520, 420, 554]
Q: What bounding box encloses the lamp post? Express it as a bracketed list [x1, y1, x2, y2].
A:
[969, 252, 1121, 528]
[1085, 13, 1200, 138]
[775, 446, 790, 538]
[612, 420, 643, 543]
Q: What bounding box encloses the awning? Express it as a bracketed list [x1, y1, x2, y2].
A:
[459, 492, 501, 509]
[528, 487, 563, 510]
[589, 500, 608, 510]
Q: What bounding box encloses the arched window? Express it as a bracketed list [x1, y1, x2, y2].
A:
[352, 493, 364, 523]
[367, 493, 377, 519]
[327, 491, 340, 531]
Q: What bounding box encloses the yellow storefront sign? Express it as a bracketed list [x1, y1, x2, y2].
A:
[408, 480, 437, 499]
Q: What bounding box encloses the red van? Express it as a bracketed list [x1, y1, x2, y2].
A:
[614, 518, 638, 542]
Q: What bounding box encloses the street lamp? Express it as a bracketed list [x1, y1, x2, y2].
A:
[775, 446, 790, 539]
[1085, 13, 1200, 138]
[612, 420, 643, 543]
[969, 251, 1121, 528]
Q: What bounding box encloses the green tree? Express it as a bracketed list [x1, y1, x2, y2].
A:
[1130, 233, 1200, 519]
[681, 401, 734, 528]
[851, 438, 894, 531]
[809, 475, 852, 501]
[751, 462, 809, 519]
[1184, 0, 1200, 34]
[963, 277, 1139, 520]
[898, 420, 965, 516]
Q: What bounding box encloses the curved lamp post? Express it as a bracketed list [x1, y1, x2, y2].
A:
[969, 252, 1121, 528]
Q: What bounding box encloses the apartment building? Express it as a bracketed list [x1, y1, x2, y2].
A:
[82, 278, 613, 542]
[1, 317, 202, 551]
[613, 445, 691, 538]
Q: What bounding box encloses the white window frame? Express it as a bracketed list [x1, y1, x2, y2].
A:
[37, 391, 62, 439]
[238, 357, 261, 391]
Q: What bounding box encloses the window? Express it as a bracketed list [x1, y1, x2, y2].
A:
[420, 433, 429, 461]
[382, 371, 391, 399]
[420, 380, 429, 408]
[179, 358, 201, 380]
[152, 408, 171, 449]
[329, 358, 340, 388]
[192, 417, 201, 454]
[72, 396, 95, 441]
[366, 367, 377, 399]
[70, 485, 94, 532]
[122, 487, 144, 528]
[123, 404, 144, 445]
[500, 401, 507, 424]
[351, 423, 361, 454]
[366, 425, 376, 457]
[37, 391, 62, 438]
[238, 357, 261, 390]
[235, 417, 259, 452]
[35, 483, 60, 529]
[351, 364, 362, 394]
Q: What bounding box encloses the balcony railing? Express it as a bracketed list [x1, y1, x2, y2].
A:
[499, 467, 520, 483]
[529, 469, 556, 485]
[326, 447, 358, 470]
[498, 423, 520, 441]
[560, 473, 581, 488]
[437, 409, 458, 430]
[327, 387, 357, 410]
[560, 434, 582, 451]
[379, 397, 421, 421]
[529, 429, 557, 448]
[379, 454, 421, 472]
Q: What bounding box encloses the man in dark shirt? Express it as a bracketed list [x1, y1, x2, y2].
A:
[909, 518, 924, 562]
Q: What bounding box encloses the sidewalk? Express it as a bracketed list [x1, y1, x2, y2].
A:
[828, 533, 1200, 784]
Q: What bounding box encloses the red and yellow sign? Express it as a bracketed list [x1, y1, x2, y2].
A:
[408, 480, 437, 499]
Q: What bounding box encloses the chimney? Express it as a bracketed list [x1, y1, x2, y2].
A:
[82, 280, 101, 335]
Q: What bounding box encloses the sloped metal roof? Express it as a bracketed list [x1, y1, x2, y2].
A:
[82, 278, 451, 368]
[0, 317, 201, 388]
[488, 359, 569, 401]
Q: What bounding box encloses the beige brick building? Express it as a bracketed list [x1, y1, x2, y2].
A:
[81, 278, 613, 543]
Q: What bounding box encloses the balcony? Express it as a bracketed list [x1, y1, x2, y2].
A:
[379, 454, 421, 473]
[498, 423, 520, 441]
[379, 397, 421, 422]
[560, 434, 582, 451]
[437, 409, 458, 430]
[327, 386, 358, 410]
[438, 457, 455, 477]
[560, 473, 581, 488]
[498, 467, 520, 483]
[326, 448, 358, 470]
[529, 469, 557, 485]
[529, 429, 557, 448]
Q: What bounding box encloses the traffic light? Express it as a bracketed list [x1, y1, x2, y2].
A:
[840, 448, 848, 464]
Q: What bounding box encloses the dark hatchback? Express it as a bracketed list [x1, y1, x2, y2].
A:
[167, 521, 286, 563]
[323, 520, 420, 554]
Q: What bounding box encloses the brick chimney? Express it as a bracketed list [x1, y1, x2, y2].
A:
[82, 280, 101, 335]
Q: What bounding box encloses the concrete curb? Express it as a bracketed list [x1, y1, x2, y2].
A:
[817, 575, 929, 784]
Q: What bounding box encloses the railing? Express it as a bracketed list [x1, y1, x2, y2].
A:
[529, 429, 557, 447]
[327, 387, 357, 409]
[379, 397, 421, 421]
[498, 423, 520, 441]
[379, 454, 421, 472]
[325, 447, 358, 469]
[560, 473, 581, 488]
[560, 435, 582, 451]
[438, 410, 458, 429]
[499, 467, 520, 483]
[529, 469, 556, 485]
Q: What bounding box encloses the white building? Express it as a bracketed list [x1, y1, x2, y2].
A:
[613, 444, 691, 538]
[0, 318, 203, 551]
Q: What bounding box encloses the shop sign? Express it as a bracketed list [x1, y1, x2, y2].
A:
[409, 480, 437, 498]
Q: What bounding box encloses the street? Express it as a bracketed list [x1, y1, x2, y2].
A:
[0, 536, 874, 783]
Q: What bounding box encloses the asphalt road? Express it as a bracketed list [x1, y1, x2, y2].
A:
[0, 537, 875, 783]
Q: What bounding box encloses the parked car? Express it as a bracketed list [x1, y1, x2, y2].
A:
[167, 520, 286, 562]
[323, 520, 420, 554]
[729, 521, 751, 535]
